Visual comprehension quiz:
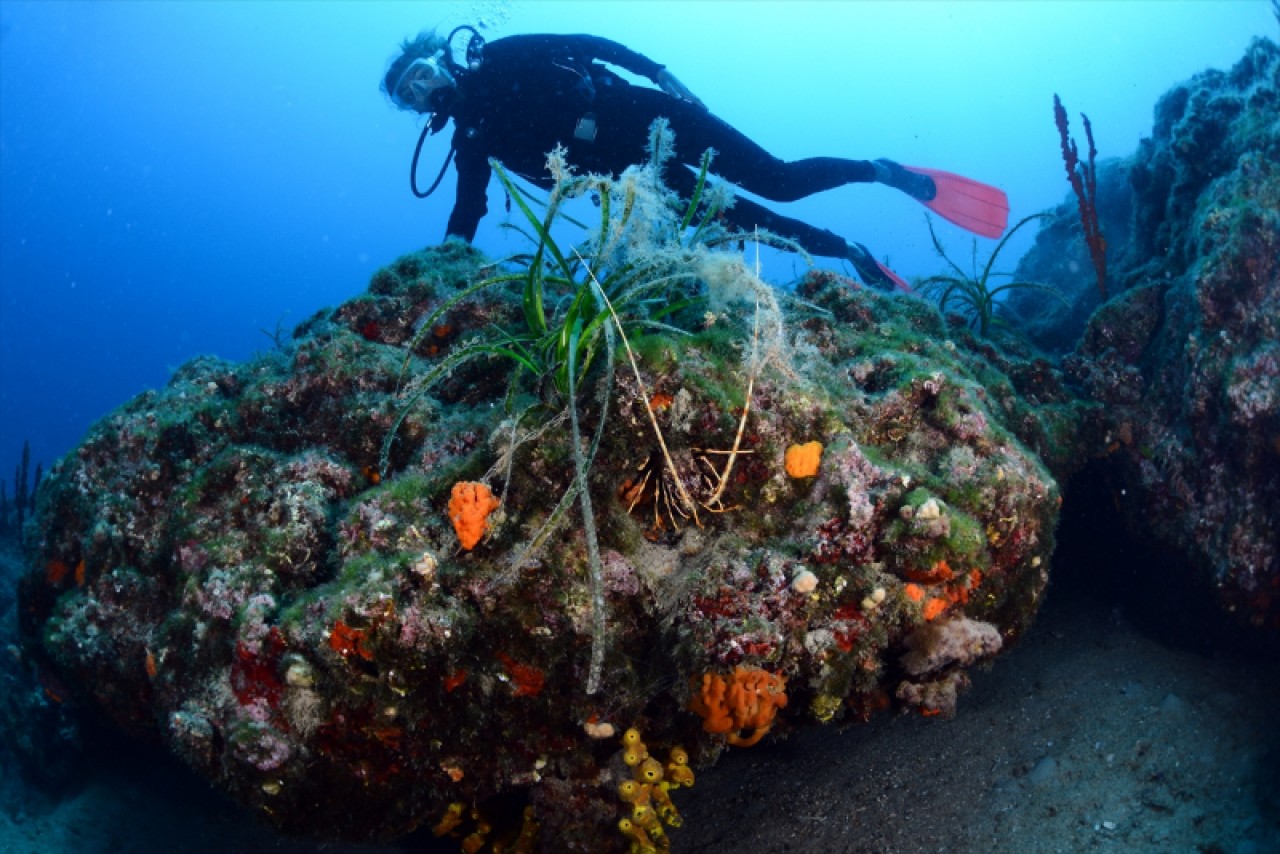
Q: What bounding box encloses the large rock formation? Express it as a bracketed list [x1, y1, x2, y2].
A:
[13, 35, 1279, 853]
[17, 154, 1090, 849]
[1063, 38, 1278, 630]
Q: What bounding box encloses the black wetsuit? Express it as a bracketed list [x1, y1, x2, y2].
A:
[440, 34, 876, 258]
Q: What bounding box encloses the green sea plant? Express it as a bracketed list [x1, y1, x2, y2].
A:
[918, 212, 1065, 336]
[380, 123, 727, 469]
[377, 120, 759, 694]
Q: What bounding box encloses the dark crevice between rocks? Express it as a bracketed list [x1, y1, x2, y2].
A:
[1051, 458, 1280, 662]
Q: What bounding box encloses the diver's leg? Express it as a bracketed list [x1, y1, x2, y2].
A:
[653, 97, 877, 201]
[659, 101, 1003, 239]
[586, 87, 875, 199]
[664, 165, 909, 292]
[663, 164, 843, 254]
[583, 90, 909, 291]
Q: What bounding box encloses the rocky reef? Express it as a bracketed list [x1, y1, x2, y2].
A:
[1012, 37, 1280, 631]
[16, 138, 1093, 850]
[13, 34, 1280, 851]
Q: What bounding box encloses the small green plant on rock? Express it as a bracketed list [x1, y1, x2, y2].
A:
[919, 212, 1064, 336]
[378, 120, 780, 695]
[380, 122, 732, 472]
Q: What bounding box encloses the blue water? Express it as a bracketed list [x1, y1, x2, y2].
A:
[1, 0, 1273, 475]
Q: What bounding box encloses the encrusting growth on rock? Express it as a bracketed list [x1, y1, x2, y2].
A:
[784, 440, 823, 479]
[616, 727, 694, 853]
[447, 481, 501, 550]
[688, 667, 789, 747]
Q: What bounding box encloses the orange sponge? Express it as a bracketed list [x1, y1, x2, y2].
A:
[688, 667, 788, 747]
[784, 441, 823, 479]
[448, 481, 501, 550]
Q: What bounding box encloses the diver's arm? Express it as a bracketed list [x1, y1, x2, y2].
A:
[555, 33, 664, 80]
[489, 34, 704, 106]
[565, 34, 705, 106]
[445, 147, 491, 242]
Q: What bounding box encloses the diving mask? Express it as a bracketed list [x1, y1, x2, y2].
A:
[391, 51, 455, 112]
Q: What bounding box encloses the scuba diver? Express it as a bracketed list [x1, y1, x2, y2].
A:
[381, 28, 1009, 291]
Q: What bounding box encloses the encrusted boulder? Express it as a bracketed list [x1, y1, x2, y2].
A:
[1069, 38, 1280, 629]
[17, 225, 1090, 849]
[1001, 37, 1280, 635]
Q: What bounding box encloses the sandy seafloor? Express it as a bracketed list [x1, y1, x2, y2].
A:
[3, 491, 1279, 854]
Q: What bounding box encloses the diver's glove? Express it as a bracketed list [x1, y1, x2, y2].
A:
[845, 241, 911, 293]
[657, 69, 707, 109]
[873, 159, 936, 202]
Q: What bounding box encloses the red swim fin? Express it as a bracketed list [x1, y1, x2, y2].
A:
[873, 259, 913, 294]
[902, 165, 1010, 239]
[846, 241, 913, 294]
